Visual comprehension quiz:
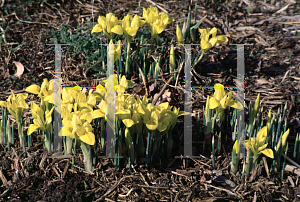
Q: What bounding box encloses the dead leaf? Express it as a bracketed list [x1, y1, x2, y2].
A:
[133, 83, 146, 96]
[200, 175, 206, 182]
[162, 89, 171, 99]
[253, 19, 267, 26]
[13, 61, 24, 78]
[153, 93, 162, 105]
[254, 78, 269, 86]
[161, 89, 171, 102]
[149, 83, 155, 93]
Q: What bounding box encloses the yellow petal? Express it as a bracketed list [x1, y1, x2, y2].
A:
[119, 75, 128, 88]
[256, 126, 267, 146]
[257, 143, 268, 153]
[213, 83, 225, 101]
[75, 126, 86, 137]
[200, 30, 210, 42]
[157, 116, 170, 132]
[98, 16, 106, 25]
[0, 101, 7, 108]
[244, 139, 254, 150]
[159, 102, 170, 110]
[98, 100, 107, 112]
[46, 107, 54, 124]
[146, 121, 158, 131]
[219, 92, 233, 109]
[81, 112, 94, 123]
[79, 132, 95, 145]
[233, 140, 239, 154]
[27, 124, 40, 136]
[199, 29, 208, 37]
[25, 85, 41, 94]
[238, 101, 244, 109]
[62, 125, 73, 137]
[132, 15, 144, 27]
[87, 95, 96, 107]
[91, 24, 103, 34]
[282, 129, 290, 148]
[111, 25, 123, 35]
[62, 88, 73, 103]
[115, 85, 126, 94]
[42, 78, 49, 90]
[261, 148, 274, 159]
[114, 40, 121, 63]
[209, 27, 217, 36]
[153, 22, 166, 34]
[83, 122, 93, 133]
[109, 14, 119, 26]
[121, 14, 131, 28]
[208, 97, 220, 109]
[44, 93, 54, 104]
[122, 119, 135, 128]
[209, 37, 218, 47]
[227, 100, 238, 109]
[125, 27, 138, 37]
[217, 36, 228, 43]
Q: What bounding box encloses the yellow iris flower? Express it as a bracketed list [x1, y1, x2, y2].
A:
[109, 39, 121, 63]
[243, 126, 274, 159]
[199, 27, 228, 54]
[91, 13, 123, 39]
[143, 6, 174, 38]
[121, 14, 145, 43]
[27, 102, 54, 136]
[62, 113, 95, 145]
[0, 92, 29, 123]
[208, 83, 243, 121]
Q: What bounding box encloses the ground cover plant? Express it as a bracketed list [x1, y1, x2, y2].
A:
[0, 0, 300, 201]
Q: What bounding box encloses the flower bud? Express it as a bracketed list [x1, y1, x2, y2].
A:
[176, 24, 184, 46]
[169, 44, 175, 73]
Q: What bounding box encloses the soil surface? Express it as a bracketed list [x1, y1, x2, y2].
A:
[0, 0, 300, 201]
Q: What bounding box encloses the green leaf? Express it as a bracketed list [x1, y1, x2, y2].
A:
[190, 15, 207, 30]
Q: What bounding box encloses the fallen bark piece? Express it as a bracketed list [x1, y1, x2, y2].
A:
[284, 164, 300, 176]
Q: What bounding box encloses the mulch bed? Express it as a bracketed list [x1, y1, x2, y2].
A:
[1, 137, 299, 202]
[0, 0, 300, 201]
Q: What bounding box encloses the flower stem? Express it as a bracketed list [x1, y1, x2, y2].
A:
[17, 121, 23, 147]
[81, 141, 93, 171]
[65, 136, 73, 155]
[44, 131, 51, 153]
[194, 52, 204, 67]
[126, 41, 131, 79]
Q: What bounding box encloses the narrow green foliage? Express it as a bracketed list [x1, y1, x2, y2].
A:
[100, 118, 106, 156]
[297, 134, 300, 163]
[275, 115, 282, 143]
[217, 131, 221, 156]
[212, 134, 215, 168]
[231, 140, 239, 174]
[6, 118, 12, 144]
[0, 120, 3, 144]
[281, 142, 288, 180]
